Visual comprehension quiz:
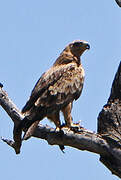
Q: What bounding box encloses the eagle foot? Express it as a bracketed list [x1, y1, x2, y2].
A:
[55, 129, 64, 137]
[70, 126, 79, 133]
[55, 127, 61, 132]
[70, 123, 80, 133]
[59, 123, 80, 132]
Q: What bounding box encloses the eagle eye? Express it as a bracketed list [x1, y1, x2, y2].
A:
[73, 42, 82, 47]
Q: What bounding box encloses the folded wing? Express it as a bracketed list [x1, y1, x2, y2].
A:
[22, 63, 84, 115]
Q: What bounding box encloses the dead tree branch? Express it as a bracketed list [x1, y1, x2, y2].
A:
[0, 62, 121, 178]
[98, 61, 121, 177]
[115, 0, 121, 7]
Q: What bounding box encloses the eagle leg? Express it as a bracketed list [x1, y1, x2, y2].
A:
[62, 103, 80, 130]
[47, 111, 61, 131]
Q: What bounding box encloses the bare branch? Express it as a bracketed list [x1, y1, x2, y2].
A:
[0, 87, 108, 154]
[0, 62, 121, 178]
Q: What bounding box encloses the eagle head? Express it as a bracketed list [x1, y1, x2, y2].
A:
[53, 40, 90, 66]
[69, 40, 90, 58]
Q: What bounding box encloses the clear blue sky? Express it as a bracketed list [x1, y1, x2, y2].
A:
[0, 1, 121, 180]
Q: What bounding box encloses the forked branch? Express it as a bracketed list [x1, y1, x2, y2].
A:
[0, 62, 121, 178]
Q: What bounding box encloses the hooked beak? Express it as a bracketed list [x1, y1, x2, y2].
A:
[86, 43, 90, 50]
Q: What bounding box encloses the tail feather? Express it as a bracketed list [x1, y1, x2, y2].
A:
[23, 120, 40, 140]
[22, 101, 33, 113]
[16, 117, 40, 140]
[16, 117, 33, 132]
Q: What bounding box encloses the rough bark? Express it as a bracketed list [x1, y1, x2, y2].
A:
[115, 0, 121, 7]
[98, 62, 121, 177]
[0, 62, 121, 178]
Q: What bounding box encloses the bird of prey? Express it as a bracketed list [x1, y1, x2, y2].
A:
[16, 40, 90, 140]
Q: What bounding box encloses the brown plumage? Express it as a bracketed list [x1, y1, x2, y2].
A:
[17, 40, 90, 140]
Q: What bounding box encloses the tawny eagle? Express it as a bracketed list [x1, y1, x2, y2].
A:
[16, 40, 90, 140]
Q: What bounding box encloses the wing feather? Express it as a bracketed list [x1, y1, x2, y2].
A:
[22, 63, 84, 114]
